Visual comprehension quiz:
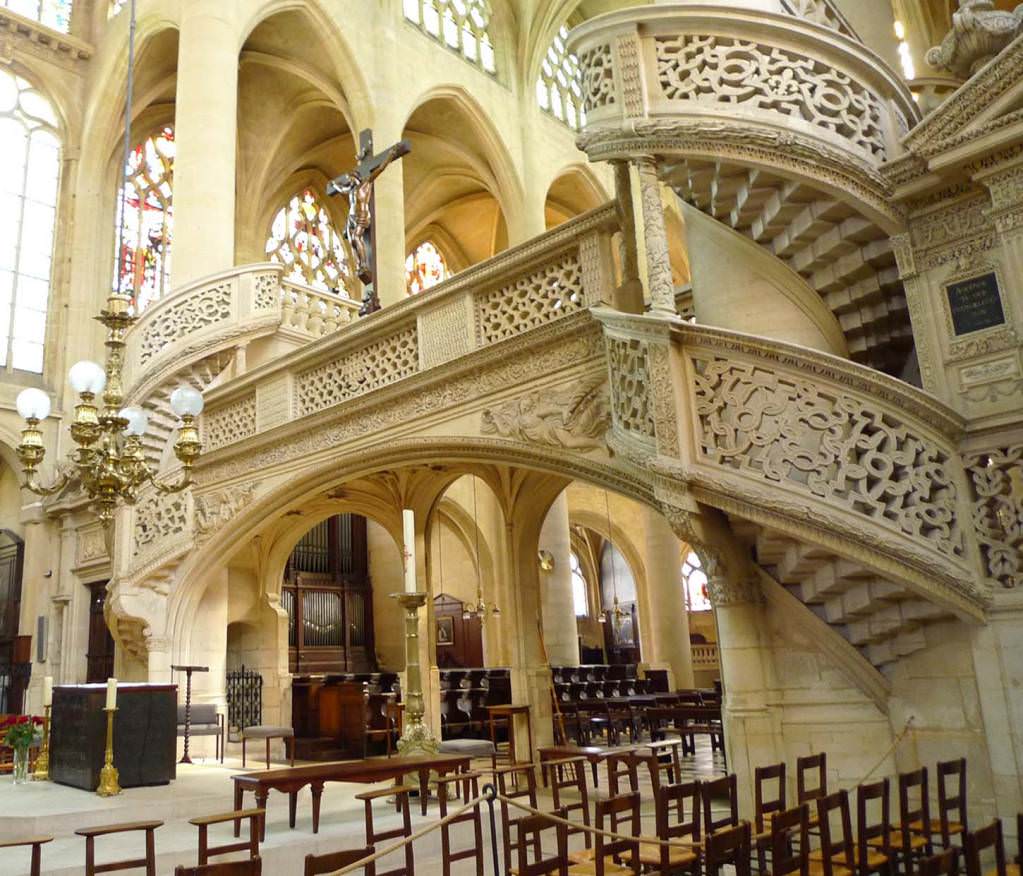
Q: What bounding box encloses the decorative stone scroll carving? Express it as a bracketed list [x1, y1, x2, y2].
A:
[253, 272, 280, 311]
[927, 1, 1023, 80]
[580, 43, 615, 111]
[480, 379, 609, 450]
[297, 324, 419, 417]
[964, 444, 1022, 588]
[134, 490, 190, 550]
[475, 253, 584, 345]
[607, 337, 656, 439]
[202, 394, 257, 452]
[139, 281, 233, 366]
[780, 0, 859, 40]
[195, 482, 259, 543]
[691, 356, 966, 560]
[654, 35, 887, 159]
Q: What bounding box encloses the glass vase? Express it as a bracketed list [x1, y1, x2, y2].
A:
[11, 746, 30, 785]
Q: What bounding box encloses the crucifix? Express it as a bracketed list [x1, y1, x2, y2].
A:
[327, 129, 411, 315]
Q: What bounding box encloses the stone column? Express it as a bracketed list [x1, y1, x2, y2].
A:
[20, 504, 51, 711]
[373, 156, 408, 309]
[634, 155, 676, 316]
[171, 2, 239, 288]
[612, 160, 644, 314]
[642, 507, 694, 689]
[538, 492, 580, 667]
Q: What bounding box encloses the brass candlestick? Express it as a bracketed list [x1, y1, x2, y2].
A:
[96, 707, 121, 797]
[32, 705, 51, 781]
[391, 592, 438, 757]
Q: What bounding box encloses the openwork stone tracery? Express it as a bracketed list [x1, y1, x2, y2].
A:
[964, 445, 1023, 589]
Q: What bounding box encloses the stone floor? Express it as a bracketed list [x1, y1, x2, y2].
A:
[0, 739, 727, 875]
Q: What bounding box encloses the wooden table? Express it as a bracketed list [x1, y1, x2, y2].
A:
[487, 704, 533, 767]
[231, 753, 472, 839]
[538, 744, 636, 788]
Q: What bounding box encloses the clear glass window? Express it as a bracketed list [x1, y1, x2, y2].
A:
[405, 240, 449, 296]
[571, 552, 589, 617]
[404, 0, 497, 75]
[683, 550, 712, 612]
[4, 0, 73, 34]
[536, 25, 585, 131]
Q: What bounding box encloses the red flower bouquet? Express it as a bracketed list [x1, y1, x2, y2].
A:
[1, 715, 44, 750]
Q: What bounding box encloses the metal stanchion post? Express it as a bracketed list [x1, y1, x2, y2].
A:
[483, 783, 502, 875]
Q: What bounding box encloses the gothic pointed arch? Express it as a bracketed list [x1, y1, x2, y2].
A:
[0, 66, 62, 374]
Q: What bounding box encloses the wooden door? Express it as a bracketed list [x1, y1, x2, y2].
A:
[85, 581, 115, 683]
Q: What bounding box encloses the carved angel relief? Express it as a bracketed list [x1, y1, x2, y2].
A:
[195, 482, 259, 541]
[480, 380, 610, 451]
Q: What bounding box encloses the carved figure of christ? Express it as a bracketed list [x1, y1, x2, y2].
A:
[327, 129, 411, 314]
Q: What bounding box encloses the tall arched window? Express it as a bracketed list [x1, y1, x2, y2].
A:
[682, 550, 711, 612]
[3, 0, 72, 33]
[536, 25, 585, 130]
[403, 0, 496, 74]
[114, 126, 174, 312]
[0, 70, 60, 374]
[570, 552, 589, 617]
[265, 189, 354, 296]
[405, 240, 449, 296]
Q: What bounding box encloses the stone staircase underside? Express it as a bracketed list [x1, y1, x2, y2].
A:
[732, 518, 951, 672]
[661, 159, 912, 374]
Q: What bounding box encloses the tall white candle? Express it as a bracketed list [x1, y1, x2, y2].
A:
[42, 676, 53, 707]
[403, 509, 417, 593]
[106, 678, 118, 710]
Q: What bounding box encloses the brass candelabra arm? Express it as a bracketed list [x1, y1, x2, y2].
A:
[21, 471, 70, 498]
[150, 470, 195, 495]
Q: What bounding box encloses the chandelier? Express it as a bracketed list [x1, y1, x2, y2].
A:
[462, 476, 500, 622]
[13, 0, 204, 526]
[597, 489, 627, 632]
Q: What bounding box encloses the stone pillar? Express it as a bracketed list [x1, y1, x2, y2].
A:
[373, 156, 408, 309]
[642, 507, 694, 690]
[20, 504, 52, 711]
[612, 160, 644, 314]
[634, 155, 676, 316]
[538, 493, 580, 667]
[171, 2, 239, 288]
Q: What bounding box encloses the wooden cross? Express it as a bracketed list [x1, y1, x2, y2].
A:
[327, 129, 411, 315]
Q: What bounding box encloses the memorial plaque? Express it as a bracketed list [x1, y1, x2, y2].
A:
[50, 683, 177, 790]
[946, 272, 1006, 336]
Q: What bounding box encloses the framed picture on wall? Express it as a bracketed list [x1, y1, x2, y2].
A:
[436, 616, 454, 646]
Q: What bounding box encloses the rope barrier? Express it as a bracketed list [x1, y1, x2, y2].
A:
[323, 793, 485, 876]
[856, 716, 915, 787]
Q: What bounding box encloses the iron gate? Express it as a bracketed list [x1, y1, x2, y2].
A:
[226, 666, 262, 739]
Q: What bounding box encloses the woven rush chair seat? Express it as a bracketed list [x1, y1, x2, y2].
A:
[621, 841, 699, 868]
[437, 738, 496, 758]
[241, 726, 294, 769]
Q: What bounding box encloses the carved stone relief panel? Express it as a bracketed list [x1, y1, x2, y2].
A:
[139, 282, 233, 366]
[202, 394, 257, 452]
[479, 378, 609, 450]
[964, 445, 1022, 589]
[607, 337, 656, 440]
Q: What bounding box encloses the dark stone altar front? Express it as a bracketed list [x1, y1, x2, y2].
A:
[50, 683, 177, 790]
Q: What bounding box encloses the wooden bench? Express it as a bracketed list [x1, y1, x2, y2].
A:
[76, 820, 163, 876]
[0, 836, 53, 876]
[231, 753, 472, 839]
[189, 809, 264, 865]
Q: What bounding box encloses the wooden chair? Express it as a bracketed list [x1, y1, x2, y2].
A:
[175, 861, 261, 876]
[705, 821, 753, 876]
[77, 821, 163, 876]
[701, 773, 740, 839]
[437, 771, 483, 876]
[755, 763, 788, 873]
[856, 778, 893, 876]
[304, 846, 375, 876]
[621, 781, 702, 874]
[770, 805, 810, 876]
[930, 759, 968, 849]
[511, 810, 569, 876]
[964, 820, 1007, 876]
[498, 763, 541, 875]
[568, 793, 642, 876]
[0, 836, 53, 876]
[811, 791, 855, 876]
[354, 785, 416, 876]
[545, 757, 592, 858]
[646, 738, 684, 786]
[606, 751, 642, 796]
[798, 753, 828, 834]
[892, 769, 935, 876]
[189, 809, 263, 866]
[919, 849, 958, 876]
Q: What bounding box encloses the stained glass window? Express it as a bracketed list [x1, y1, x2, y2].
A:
[683, 550, 712, 612]
[2, 0, 73, 34]
[0, 70, 60, 374]
[405, 241, 449, 296]
[265, 189, 355, 296]
[403, 0, 496, 74]
[114, 126, 174, 312]
[536, 26, 585, 130]
[571, 552, 589, 617]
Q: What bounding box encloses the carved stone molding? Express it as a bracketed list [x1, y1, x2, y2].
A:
[195, 482, 261, 544]
[927, 1, 1023, 80]
[480, 379, 609, 451]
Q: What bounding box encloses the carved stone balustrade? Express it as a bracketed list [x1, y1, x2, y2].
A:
[670, 320, 987, 618]
[568, 4, 922, 372]
[195, 204, 618, 458]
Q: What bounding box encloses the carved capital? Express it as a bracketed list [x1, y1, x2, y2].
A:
[927, 1, 1023, 79]
[706, 570, 764, 607]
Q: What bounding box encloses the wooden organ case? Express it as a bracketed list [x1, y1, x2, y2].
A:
[282, 514, 375, 674]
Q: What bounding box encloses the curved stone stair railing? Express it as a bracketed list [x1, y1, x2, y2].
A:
[568, 4, 921, 372]
[594, 307, 988, 672]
